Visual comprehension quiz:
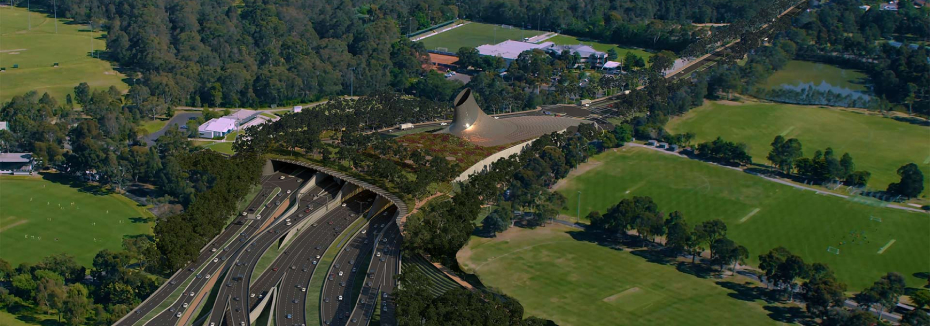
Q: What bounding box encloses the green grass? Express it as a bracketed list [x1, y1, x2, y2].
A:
[665, 101, 930, 198]
[419, 22, 545, 51]
[305, 216, 368, 324]
[0, 7, 128, 103]
[0, 309, 62, 326]
[547, 35, 653, 63]
[0, 176, 153, 267]
[556, 147, 930, 290]
[762, 60, 870, 92]
[458, 225, 794, 326]
[402, 254, 460, 297]
[198, 141, 236, 155]
[140, 119, 169, 134]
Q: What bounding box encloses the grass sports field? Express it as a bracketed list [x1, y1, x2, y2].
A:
[418, 22, 545, 52]
[556, 147, 929, 290]
[762, 60, 870, 92]
[458, 225, 794, 326]
[0, 6, 127, 103]
[547, 35, 653, 64]
[0, 176, 153, 267]
[666, 101, 930, 198]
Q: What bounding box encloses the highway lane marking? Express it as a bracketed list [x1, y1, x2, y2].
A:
[738, 208, 761, 224]
[877, 239, 896, 254]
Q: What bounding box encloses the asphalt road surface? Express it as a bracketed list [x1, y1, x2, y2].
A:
[207, 179, 342, 326]
[143, 112, 202, 145]
[116, 170, 301, 326]
[145, 169, 314, 326]
[279, 196, 389, 326]
[318, 210, 395, 326]
[337, 223, 401, 326]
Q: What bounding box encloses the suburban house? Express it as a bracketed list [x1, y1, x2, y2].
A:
[198, 117, 237, 138]
[601, 61, 621, 74]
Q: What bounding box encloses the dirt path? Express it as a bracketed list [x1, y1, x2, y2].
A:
[551, 159, 603, 191]
[0, 219, 27, 233]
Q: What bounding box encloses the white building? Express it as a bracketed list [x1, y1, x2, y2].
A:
[293, 106, 303, 113]
[198, 117, 237, 138]
[476, 41, 555, 63]
[602, 61, 621, 73]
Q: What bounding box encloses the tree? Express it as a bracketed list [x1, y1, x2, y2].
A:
[911, 289, 930, 310]
[767, 136, 803, 173]
[457, 47, 482, 70]
[863, 272, 907, 321]
[649, 50, 677, 74]
[63, 284, 90, 326]
[664, 211, 691, 256]
[696, 219, 727, 258]
[758, 246, 807, 301]
[802, 264, 847, 321]
[74, 82, 91, 107]
[11, 273, 37, 299]
[887, 163, 924, 198]
[710, 237, 748, 272]
[607, 48, 618, 61]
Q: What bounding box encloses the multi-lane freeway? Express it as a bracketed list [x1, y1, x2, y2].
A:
[117, 161, 408, 326]
[117, 168, 311, 326]
[345, 223, 401, 326]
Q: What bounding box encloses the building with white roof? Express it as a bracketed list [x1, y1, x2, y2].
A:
[476, 40, 554, 63]
[542, 43, 607, 67]
[198, 117, 237, 138]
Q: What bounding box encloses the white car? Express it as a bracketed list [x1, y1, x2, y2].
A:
[376, 252, 382, 257]
[286, 190, 292, 194]
[205, 274, 211, 279]
[338, 295, 343, 301]
[211, 248, 217, 252]
[213, 258, 219, 263]
[189, 292, 195, 297]
[338, 271, 343, 276]
[341, 203, 347, 207]
[361, 229, 366, 234]
[176, 312, 182, 318]
[302, 287, 307, 292]
[183, 303, 189, 308]
[440, 122, 448, 126]
[279, 176, 286, 180]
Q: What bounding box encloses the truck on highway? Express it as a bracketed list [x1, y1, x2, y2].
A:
[399, 123, 414, 130]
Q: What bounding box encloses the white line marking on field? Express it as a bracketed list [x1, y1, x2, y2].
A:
[922, 155, 930, 165]
[779, 126, 795, 136]
[738, 208, 761, 224]
[877, 239, 896, 254]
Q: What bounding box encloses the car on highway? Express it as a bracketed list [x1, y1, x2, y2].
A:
[338, 271, 343, 276]
[376, 251, 381, 257]
[176, 312, 182, 318]
[189, 292, 195, 296]
[338, 295, 343, 301]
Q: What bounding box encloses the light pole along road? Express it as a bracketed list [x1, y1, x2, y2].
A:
[115, 168, 308, 326]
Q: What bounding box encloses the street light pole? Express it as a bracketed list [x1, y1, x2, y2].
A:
[576, 191, 581, 223]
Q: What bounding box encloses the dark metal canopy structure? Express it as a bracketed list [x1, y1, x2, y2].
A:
[440, 88, 584, 147]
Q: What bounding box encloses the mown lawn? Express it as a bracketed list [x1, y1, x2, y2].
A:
[0, 176, 154, 267]
[666, 100, 930, 197]
[419, 22, 545, 51]
[762, 60, 870, 92]
[0, 7, 127, 103]
[556, 147, 930, 290]
[458, 225, 796, 326]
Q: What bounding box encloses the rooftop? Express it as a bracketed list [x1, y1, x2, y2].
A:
[0, 153, 33, 163]
[544, 43, 605, 58]
[225, 109, 259, 123]
[476, 41, 554, 60]
[198, 117, 237, 133]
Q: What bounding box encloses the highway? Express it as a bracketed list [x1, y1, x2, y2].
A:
[318, 210, 395, 325]
[116, 168, 307, 326]
[206, 178, 343, 326]
[345, 223, 402, 326]
[264, 192, 382, 326]
[147, 168, 315, 326]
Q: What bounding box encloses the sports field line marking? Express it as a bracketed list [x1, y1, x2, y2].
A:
[0, 219, 28, 233]
[778, 126, 795, 136]
[603, 287, 640, 302]
[922, 154, 930, 165]
[624, 181, 646, 194]
[738, 208, 761, 224]
[0, 48, 27, 53]
[877, 239, 896, 254]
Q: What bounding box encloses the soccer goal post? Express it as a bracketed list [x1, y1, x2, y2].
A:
[870, 216, 882, 223]
[826, 247, 840, 255]
[436, 47, 448, 53]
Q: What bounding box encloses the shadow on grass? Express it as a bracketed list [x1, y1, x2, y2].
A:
[717, 280, 774, 303]
[15, 313, 63, 326]
[675, 262, 715, 279]
[763, 305, 812, 325]
[40, 172, 112, 196]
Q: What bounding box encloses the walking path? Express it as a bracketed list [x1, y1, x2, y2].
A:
[625, 143, 927, 214]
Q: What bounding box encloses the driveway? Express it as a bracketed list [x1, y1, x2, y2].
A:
[143, 112, 201, 145]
